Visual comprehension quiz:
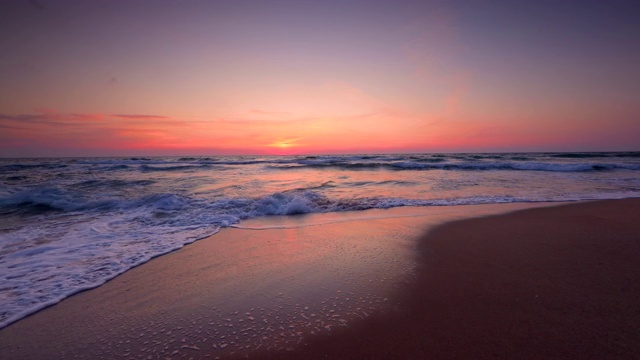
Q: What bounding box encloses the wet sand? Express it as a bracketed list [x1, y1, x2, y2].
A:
[268, 198, 640, 359]
[1, 200, 639, 359]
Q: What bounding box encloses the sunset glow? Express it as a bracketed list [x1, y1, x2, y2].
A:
[1, 0, 639, 157]
[268, 139, 302, 149]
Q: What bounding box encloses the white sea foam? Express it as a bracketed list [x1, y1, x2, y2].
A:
[1, 152, 640, 329]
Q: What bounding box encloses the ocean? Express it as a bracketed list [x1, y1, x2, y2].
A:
[1, 151, 639, 329]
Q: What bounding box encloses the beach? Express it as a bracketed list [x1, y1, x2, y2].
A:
[1, 198, 639, 359]
[2, 153, 639, 331]
[2, 0, 640, 357]
[2, 0, 639, 356]
[273, 198, 640, 359]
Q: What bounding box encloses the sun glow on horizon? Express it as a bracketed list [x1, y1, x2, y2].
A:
[267, 138, 303, 150]
[266, 138, 302, 154]
[1, 1, 639, 157]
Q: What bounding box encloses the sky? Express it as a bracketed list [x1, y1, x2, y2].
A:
[1, 0, 639, 157]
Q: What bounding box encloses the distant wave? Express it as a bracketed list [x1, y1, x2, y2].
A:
[140, 164, 206, 172]
[268, 160, 640, 172]
[550, 152, 640, 158]
[3, 152, 638, 173]
[138, 164, 229, 172]
[0, 163, 68, 172]
[550, 153, 606, 158]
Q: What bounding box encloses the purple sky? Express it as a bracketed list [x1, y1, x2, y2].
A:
[1, 0, 639, 156]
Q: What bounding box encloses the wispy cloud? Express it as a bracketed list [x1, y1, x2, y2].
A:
[0, 105, 422, 156]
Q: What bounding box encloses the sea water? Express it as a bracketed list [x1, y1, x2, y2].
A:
[1, 152, 639, 328]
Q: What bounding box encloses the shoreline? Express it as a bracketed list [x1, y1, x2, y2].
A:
[267, 198, 640, 359]
[1, 199, 639, 358]
[0, 201, 557, 331]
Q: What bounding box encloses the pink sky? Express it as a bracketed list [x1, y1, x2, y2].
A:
[1, 1, 639, 157]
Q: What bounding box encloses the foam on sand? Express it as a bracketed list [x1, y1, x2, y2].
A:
[0, 202, 553, 359]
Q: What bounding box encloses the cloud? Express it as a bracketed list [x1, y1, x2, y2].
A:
[0, 110, 173, 135]
[0, 113, 41, 122]
[0, 110, 269, 156]
[0, 123, 27, 130]
[0, 112, 73, 126]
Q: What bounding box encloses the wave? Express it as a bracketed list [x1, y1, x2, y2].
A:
[103, 164, 130, 171]
[5, 153, 638, 175]
[4, 175, 28, 181]
[0, 163, 68, 172]
[73, 179, 155, 188]
[269, 160, 640, 172]
[0, 187, 122, 214]
[549, 152, 640, 159]
[614, 152, 640, 158]
[2, 185, 640, 329]
[140, 164, 203, 172]
[550, 152, 605, 158]
[8, 185, 634, 224]
[138, 164, 226, 172]
[1, 151, 639, 330]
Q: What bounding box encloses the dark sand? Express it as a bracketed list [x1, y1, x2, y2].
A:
[268, 198, 640, 359]
[1, 200, 639, 359]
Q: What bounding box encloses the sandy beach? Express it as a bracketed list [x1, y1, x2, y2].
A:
[1, 199, 639, 359]
[271, 198, 640, 359]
